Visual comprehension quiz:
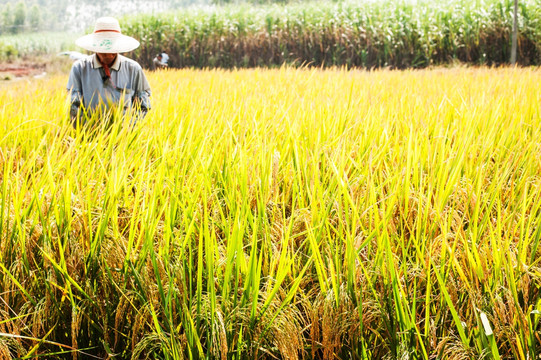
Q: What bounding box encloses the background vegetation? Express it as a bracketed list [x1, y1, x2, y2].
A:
[0, 32, 77, 61]
[0, 0, 211, 34]
[0, 0, 540, 68]
[123, 0, 541, 68]
[0, 0, 76, 33]
[1, 67, 540, 359]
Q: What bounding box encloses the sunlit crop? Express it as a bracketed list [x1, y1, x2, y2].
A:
[0, 67, 540, 359]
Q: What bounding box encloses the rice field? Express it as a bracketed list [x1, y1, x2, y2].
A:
[0, 66, 540, 359]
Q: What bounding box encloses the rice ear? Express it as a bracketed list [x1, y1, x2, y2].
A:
[0, 338, 13, 360]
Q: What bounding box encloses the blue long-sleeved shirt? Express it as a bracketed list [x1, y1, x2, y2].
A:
[67, 54, 151, 122]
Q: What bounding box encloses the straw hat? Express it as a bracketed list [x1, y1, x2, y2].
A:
[75, 17, 139, 53]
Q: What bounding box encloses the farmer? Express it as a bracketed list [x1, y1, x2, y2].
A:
[153, 53, 167, 69]
[67, 17, 151, 126]
[160, 51, 169, 66]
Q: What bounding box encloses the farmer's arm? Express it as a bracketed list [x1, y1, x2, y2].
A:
[133, 89, 151, 117]
[132, 67, 151, 119]
[67, 63, 84, 121]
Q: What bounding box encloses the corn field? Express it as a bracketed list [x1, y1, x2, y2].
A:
[123, 0, 541, 69]
[0, 66, 540, 359]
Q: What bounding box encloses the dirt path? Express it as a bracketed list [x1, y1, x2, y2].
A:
[0, 61, 49, 80]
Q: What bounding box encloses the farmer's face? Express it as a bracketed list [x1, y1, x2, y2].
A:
[96, 53, 117, 67]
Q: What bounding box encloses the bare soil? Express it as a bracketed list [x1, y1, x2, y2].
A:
[0, 63, 46, 78]
[0, 57, 71, 81]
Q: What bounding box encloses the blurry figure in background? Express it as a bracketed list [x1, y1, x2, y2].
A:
[57, 51, 86, 61]
[160, 51, 169, 66]
[153, 53, 167, 69]
[67, 17, 151, 128]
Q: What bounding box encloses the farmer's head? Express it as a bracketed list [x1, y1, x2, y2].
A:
[96, 53, 117, 66]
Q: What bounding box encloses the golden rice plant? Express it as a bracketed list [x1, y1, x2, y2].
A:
[0, 66, 540, 359]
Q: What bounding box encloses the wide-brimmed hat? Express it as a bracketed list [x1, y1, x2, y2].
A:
[75, 17, 139, 53]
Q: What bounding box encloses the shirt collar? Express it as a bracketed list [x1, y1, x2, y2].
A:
[92, 54, 121, 71]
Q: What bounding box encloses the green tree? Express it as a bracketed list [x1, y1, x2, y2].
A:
[28, 4, 41, 31]
[13, 1, 26, 33]
[1, 3, 12, 34]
